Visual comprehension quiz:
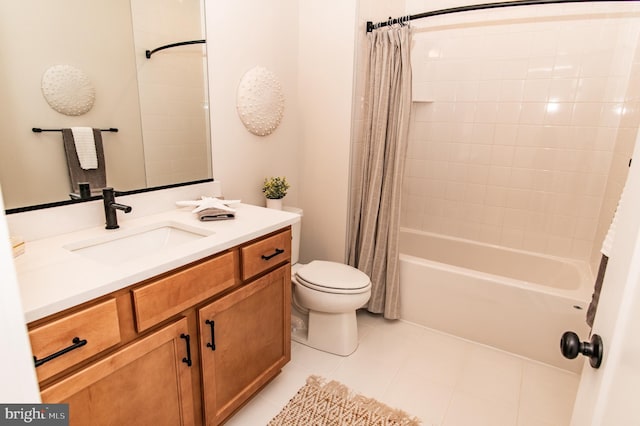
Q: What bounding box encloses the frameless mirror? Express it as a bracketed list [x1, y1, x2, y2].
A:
[0, 0, 212, 212]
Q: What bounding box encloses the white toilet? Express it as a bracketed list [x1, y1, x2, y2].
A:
[285, 207, 371, 356]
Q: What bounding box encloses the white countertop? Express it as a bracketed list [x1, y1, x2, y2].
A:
[15, 203, 300, 323]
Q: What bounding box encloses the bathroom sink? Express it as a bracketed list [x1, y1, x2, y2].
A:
[64, 221, 214, 265]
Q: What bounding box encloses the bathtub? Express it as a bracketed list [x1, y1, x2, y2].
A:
[399, 228, 593, 372]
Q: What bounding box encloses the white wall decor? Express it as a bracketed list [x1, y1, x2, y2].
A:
[41, 65, 96, 116]
[236, 66, 285, 136]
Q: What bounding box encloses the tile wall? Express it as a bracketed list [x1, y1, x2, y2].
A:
[401, 1, 640, 263]
[131, 0, 211, 187]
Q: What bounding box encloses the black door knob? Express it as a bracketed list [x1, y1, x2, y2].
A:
[560, 331, 603, 369]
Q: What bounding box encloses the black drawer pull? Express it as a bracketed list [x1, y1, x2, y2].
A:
[205, 319, 216, 351]
[261, 248, 285, 261]
[33, 337, 87, 367]
[180, 333, 192, 367]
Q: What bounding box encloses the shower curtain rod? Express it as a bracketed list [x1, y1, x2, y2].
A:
[145, 39, 206, 59]
[366, 0, 640, 32]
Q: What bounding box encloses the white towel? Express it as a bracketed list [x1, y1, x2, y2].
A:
[601, 179, 629, 257]
[175, 197, 240, 214]
[71, 127, 98, 170]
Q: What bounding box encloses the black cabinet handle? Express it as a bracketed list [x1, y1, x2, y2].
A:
[261, 248, 284, 261]
[205, 320, 216, 351]
[33, 337, 87, 367]
[180, 333, 192, 367]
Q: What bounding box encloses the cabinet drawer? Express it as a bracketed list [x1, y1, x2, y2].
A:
[241, 229, 291, 281]
[29, 298, 121, 383]
[132, 251, 238, 332]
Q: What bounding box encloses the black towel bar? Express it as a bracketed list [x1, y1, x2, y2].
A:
[32, 128, 118, 133]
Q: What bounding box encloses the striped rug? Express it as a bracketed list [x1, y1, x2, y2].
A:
[268, 376, 421, 426]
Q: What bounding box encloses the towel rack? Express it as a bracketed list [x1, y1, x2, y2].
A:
[32, 128, 118, 133]
[145, 39, 206, 59]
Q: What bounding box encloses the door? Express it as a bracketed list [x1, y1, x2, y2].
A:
[199, 265, 291, 425]
[40, 318, 195, 426]
[570, 136, 640, 425]
[0, 188, 41, 402]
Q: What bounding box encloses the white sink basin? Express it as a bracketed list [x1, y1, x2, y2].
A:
[64, 221, 214, 265]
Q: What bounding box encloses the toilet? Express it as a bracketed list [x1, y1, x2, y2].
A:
[285, 207, 371, 356]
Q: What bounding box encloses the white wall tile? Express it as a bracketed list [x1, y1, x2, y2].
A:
[404, 7, 640, 260]
[519, 102, 547, 124]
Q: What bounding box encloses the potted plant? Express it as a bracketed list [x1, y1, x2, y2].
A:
[262, 176, 290, 210]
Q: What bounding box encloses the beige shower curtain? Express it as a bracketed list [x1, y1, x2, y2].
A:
[347, 24, 412, 319]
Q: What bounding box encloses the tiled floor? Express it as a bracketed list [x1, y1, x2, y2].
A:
[226, 311, 580, 426]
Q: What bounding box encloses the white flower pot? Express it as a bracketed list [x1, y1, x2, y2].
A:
[266, 198, 283, 210]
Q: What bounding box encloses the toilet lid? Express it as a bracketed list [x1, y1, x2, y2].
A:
[295, 261, 370, 292]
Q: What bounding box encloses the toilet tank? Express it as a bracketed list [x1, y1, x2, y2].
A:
[283, 207, 302, 264]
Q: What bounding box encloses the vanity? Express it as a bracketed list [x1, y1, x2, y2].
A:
[12, 190, 299, 425]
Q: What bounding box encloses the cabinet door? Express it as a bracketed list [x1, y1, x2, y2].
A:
[41, 318, 195, 426]
[199, 264, 291, 425]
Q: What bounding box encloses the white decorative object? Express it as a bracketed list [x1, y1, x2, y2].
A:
[266, 198, 283, 210]
[175, 196, 240, 214]
[236, 66, 285, 136]
[41, 65, 96, 116]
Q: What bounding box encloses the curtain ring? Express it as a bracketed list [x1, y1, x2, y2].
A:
[388, 17, 393, 27]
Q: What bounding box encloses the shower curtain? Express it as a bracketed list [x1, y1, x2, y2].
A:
[346, 24, 412, 319]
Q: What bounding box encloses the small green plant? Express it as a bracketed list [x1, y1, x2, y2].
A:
[262, 176, 290, 199]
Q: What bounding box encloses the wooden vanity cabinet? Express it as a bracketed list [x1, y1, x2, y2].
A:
[40, 318, 195, 426]
[31, 227, 292, 426]
[199, 264, 291, 425]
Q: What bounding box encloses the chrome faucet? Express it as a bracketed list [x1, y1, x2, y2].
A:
[102, 188, 132, 229]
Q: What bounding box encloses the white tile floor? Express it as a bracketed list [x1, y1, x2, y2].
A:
[226, 311, 580, 426]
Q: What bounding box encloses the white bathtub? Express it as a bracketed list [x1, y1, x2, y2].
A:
[399, 228, 593, 372]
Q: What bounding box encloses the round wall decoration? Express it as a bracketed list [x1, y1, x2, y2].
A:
[236, 66, 285, 136]
[41, 65, 96, 116]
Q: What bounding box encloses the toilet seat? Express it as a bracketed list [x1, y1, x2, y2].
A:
[295, 260, 371, 295]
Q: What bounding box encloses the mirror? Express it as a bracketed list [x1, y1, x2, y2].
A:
[0, 0, 212, 212]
